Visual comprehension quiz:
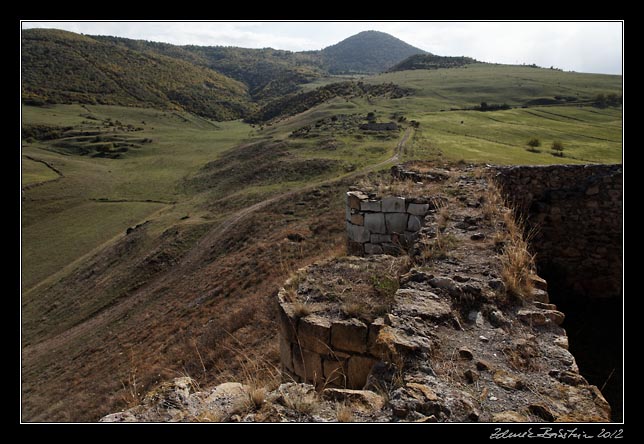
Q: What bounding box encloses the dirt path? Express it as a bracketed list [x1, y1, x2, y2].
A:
[22, 128, 413, 361]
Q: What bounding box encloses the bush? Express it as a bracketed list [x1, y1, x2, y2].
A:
[527, 138, 541, 148]
[551, 141, 564, 157]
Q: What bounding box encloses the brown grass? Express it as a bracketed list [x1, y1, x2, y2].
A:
[336, 403, 355, 422]
[292, 302, 312, 319]
[479, 182, 538, 302]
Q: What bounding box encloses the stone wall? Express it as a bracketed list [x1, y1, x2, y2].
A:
[277, 284, 381, 390]
[494, 164, 622, 300]
[346, 191, 432, 256]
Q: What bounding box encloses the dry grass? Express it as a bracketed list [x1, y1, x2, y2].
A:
[292, 301, 312, 319]
[284, 390, 319, 415]
[417, 232, 458, 264]
[479, 182, 538, 302]
[336, 403, 355, 422]
[248, 386, 267, 410]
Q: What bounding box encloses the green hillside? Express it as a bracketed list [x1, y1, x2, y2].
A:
[319, 30, 427, 74]
[389, 54, 479, 71]
[93, 35, 324, 102]
[22, 29, 254, 120]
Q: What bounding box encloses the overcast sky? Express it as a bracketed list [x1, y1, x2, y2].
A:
[22, 21, 623, 75]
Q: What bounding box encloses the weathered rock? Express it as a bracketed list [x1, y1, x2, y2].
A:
[517, 309, 548, 326]
[347, 355, 378, 389]
[347, 191, 368, 209]
[492, 411, 528, 422]
[529, 274, 548, 291]
[428, 276, 458, 292]
[470, 232, 485, 241]
[407, 203, 430, 216]
[394, 289, 452, 320]
[331, 319, 368, 353]
[488, 310, 510, 327]
[549, 369, 587, 386]
[346, 222, 370, 243]
[475, 359, 492, 371]
[350, 213, 364, 225]
[364, 212, 387, 234]
[298, 314, 332, 354]
[292, 346, 323, 383]
[323, 358, 346, 387]
[382, 196, 406, 212]
[493, 370, 523, 390]
[407, 215, 422, 231]
[280, 335, 294, 372]
[406, 383, 439, 402]
[361, 200, 381, 212]
[554, 336, 569, 350]
[530, 288, 550, 303]
[458, 347, 474, 360]
[544, 310, 565, 325]
[385, 213, 408, 233]
[322, 388, 385, 410]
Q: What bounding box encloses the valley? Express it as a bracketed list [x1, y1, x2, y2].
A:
[21, 28, 622, 422]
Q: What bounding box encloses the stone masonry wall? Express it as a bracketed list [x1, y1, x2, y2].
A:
[346, 191, 432, 256]
[494, 164, 622, 300]
[277, 283, 381, 390]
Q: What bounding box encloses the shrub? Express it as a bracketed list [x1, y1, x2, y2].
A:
[551, 141, 565, 157]
[527, 138, 541, 148]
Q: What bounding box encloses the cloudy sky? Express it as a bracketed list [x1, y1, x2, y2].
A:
[22, 21, 623, 75]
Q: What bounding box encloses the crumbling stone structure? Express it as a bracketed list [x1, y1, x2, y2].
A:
[346, 191, 432, 256]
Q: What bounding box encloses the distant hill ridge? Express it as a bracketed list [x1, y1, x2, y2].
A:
[21, 28, 436, 120]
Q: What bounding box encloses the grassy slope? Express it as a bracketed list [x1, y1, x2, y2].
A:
[21, 104, 251, 291]
[21, 29, 253, 120]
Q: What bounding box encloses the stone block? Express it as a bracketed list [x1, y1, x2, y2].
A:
[361, 200, 381, 212]
[277, 301, 297, 342]
[382, 196, 406, 213]
[350, 213, 364, 225]
[370, 233, 391, 243]
[347, 222, 370, 243]
[407, 203, 430, 216]
[331, 319, 368, 353]
[364, 212, 387, 234]
[367, 318, 385, 355]
[345, 206, 351, 222]
[347, 355, 377, 389]
[407, 215, 422, 232]
[323, 358, 347, 387]
[347, 191, 368, 210]
[364, 243, 383, 255]
[298, 315, 332, 354]
[292, 345, 323, 384]
[280, 335, 294, 373]
[385, 213, 408, 233]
